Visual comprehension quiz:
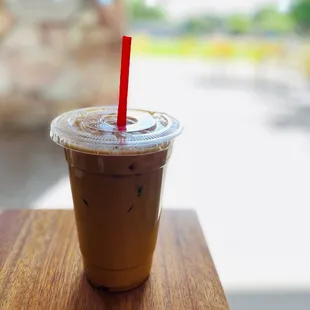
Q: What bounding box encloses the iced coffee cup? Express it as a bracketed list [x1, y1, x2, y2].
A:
[50, 106, 182, 291]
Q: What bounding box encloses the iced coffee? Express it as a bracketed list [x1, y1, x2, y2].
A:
[50, 106, 182, 291]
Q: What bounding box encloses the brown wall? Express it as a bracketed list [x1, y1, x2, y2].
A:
[0, 0, 125, 131]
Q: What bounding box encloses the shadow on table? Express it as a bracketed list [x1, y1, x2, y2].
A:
[70, 275, 149, 310]
[227, 290, 310, 310]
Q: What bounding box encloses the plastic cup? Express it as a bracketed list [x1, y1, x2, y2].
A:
[50, 106, 182, 291]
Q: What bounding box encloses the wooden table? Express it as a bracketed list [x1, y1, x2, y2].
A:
[0, 209, 228, 310]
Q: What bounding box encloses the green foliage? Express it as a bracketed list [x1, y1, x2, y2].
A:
[180, 7, 294, 36]
[127, 0, 304, 36]
[180, 16, 221, 35]
[291, 0, 310, 33]
[254, 5, 294, 34]
[225, 14, 252, 34]
[128, 0, 166, 21]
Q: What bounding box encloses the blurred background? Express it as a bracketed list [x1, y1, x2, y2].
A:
[1, 0, 310, 309]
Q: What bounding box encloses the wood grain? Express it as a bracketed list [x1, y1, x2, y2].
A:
[0, 210, 228, 310]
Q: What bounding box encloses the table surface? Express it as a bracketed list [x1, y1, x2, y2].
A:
[0, 209, 228, 310]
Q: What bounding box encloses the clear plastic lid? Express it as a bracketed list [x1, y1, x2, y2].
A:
[50, 106, 182, 154]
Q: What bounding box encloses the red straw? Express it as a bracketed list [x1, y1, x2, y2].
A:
[117, 35, 132, 129]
